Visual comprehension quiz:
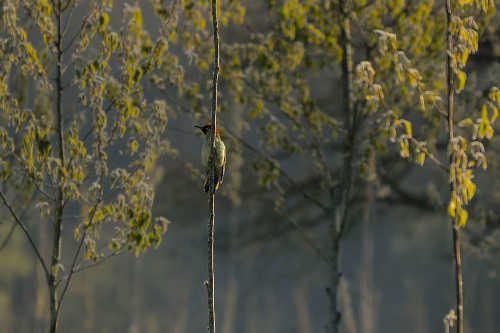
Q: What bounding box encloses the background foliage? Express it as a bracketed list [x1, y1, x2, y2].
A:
[0, 0, 499, 332]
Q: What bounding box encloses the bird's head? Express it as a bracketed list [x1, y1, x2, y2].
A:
[194, 123, 219, 136]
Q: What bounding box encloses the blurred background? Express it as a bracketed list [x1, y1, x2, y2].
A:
[0, 1, 499, 332]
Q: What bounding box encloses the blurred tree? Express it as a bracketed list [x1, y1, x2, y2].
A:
[357, 1, 498, 332]
[0, 1, 172, 331]
[158, 0, 499, 332]
[1, 0, 499, 332]
[206, 1, 220, 332]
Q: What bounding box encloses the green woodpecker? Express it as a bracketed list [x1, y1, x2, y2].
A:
[195, 123, 226, 193]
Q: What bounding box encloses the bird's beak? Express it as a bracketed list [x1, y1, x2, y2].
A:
[194, 125, 203, 131]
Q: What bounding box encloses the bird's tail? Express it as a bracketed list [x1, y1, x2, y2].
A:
[204, 174, 221, 193]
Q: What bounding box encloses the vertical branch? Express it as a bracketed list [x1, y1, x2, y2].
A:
[327, 1, 354, 333]
[445, 1, 464, 332]
[55, 6, 66, 168]
[206, 0, 219, 333]
[338, 0, 355, 234]
[50, 1, 66, 332]
[360, 183, 375, 333]
[340, 1, 354, 121]
[452, 224, 464, 333]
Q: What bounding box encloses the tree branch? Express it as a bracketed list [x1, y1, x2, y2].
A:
[0, 222, 17, 251]
[445, 1, 463, 332]
[70, 250, 124, 274]
[223, 127, 330, 212]
[379, 171, 438, 211]
[408, 137, 449, 172]
[50, 3, 67, 331]
[56, 196, 102, 317]
[0, 190, 38, 251]
[0, 190, 49, 280]
[282, 216, 329, 262]
[207, 0, 219, 332]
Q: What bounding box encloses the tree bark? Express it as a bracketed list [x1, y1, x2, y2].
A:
[34, 222, 48, 333]
[445, 1, 464, 332]
[360, 183, 375, 333]
[328, 235, 341, 333]
[339, 278, 357, 333]
[49, 2, 66, 332]
[294, 282, 313, 333]
[328, 1, 354, 332]
[206, 0, 220, 332]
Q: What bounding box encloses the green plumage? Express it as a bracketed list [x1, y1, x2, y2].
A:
[201, 133, 226, 192]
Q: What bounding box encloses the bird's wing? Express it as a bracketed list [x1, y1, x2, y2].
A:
[219, 142, 226, 185]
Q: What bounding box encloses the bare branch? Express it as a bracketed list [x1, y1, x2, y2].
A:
[224, 127, 330, 212]
[207, 1, 219, 332]
[0, 190, 49, 280]
[56, 197, 102, 317]
[0, 190, 38, 251]
[379, 172, 438, 212]
[70, 250, 124, 274]
[0, 222, 17, 251]
[408, 137, 449, 172]
[288, 217, 329, 262]
[62, 1, 103, 54]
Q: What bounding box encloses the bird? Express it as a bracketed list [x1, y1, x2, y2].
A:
[194, 123, 226, 193]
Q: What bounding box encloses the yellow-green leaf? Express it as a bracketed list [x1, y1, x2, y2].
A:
[399, 139, 409, 158]
[461, 50, 469, 65]
[466, 181, 476, 201]
[491, 106, 498, 123]
[456, 71, 466, 93]
[129, 139, 138, 153]
[403, 120, 412, 137]
[94, 209, 104, 222]
[416, 152, 425, 166]
[478, 105, 489, 138]
[447, 199, 456, 217]
[458, 118, 473, 127]
[458, 209, 468, 227]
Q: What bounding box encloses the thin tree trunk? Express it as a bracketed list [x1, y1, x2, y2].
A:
[404, 279, 429, 333]
[328, 234, 341, 333]
[219, 220, 241, 333]
[445, 1, 463, 332]
[129, 263, 138, 333]
[221, 208, 241, 333]
[49, 2, 66, 332]
[328, 1, 354, 332]
[480, 274, 493, 333]
[82, 276, 96, 333]
[129, 259, 143, 333]
[452, 227, 464, 333]
[339, 278, 357, 333]
[360, 183, 375, 333]
[34, 222, 48, 333]
[245, 294, 258, 333]
[206, 0, 220, 332]
[294, 281, 313, 333]
[173, 304, 189, 333]
[172, 275, 192, 333]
